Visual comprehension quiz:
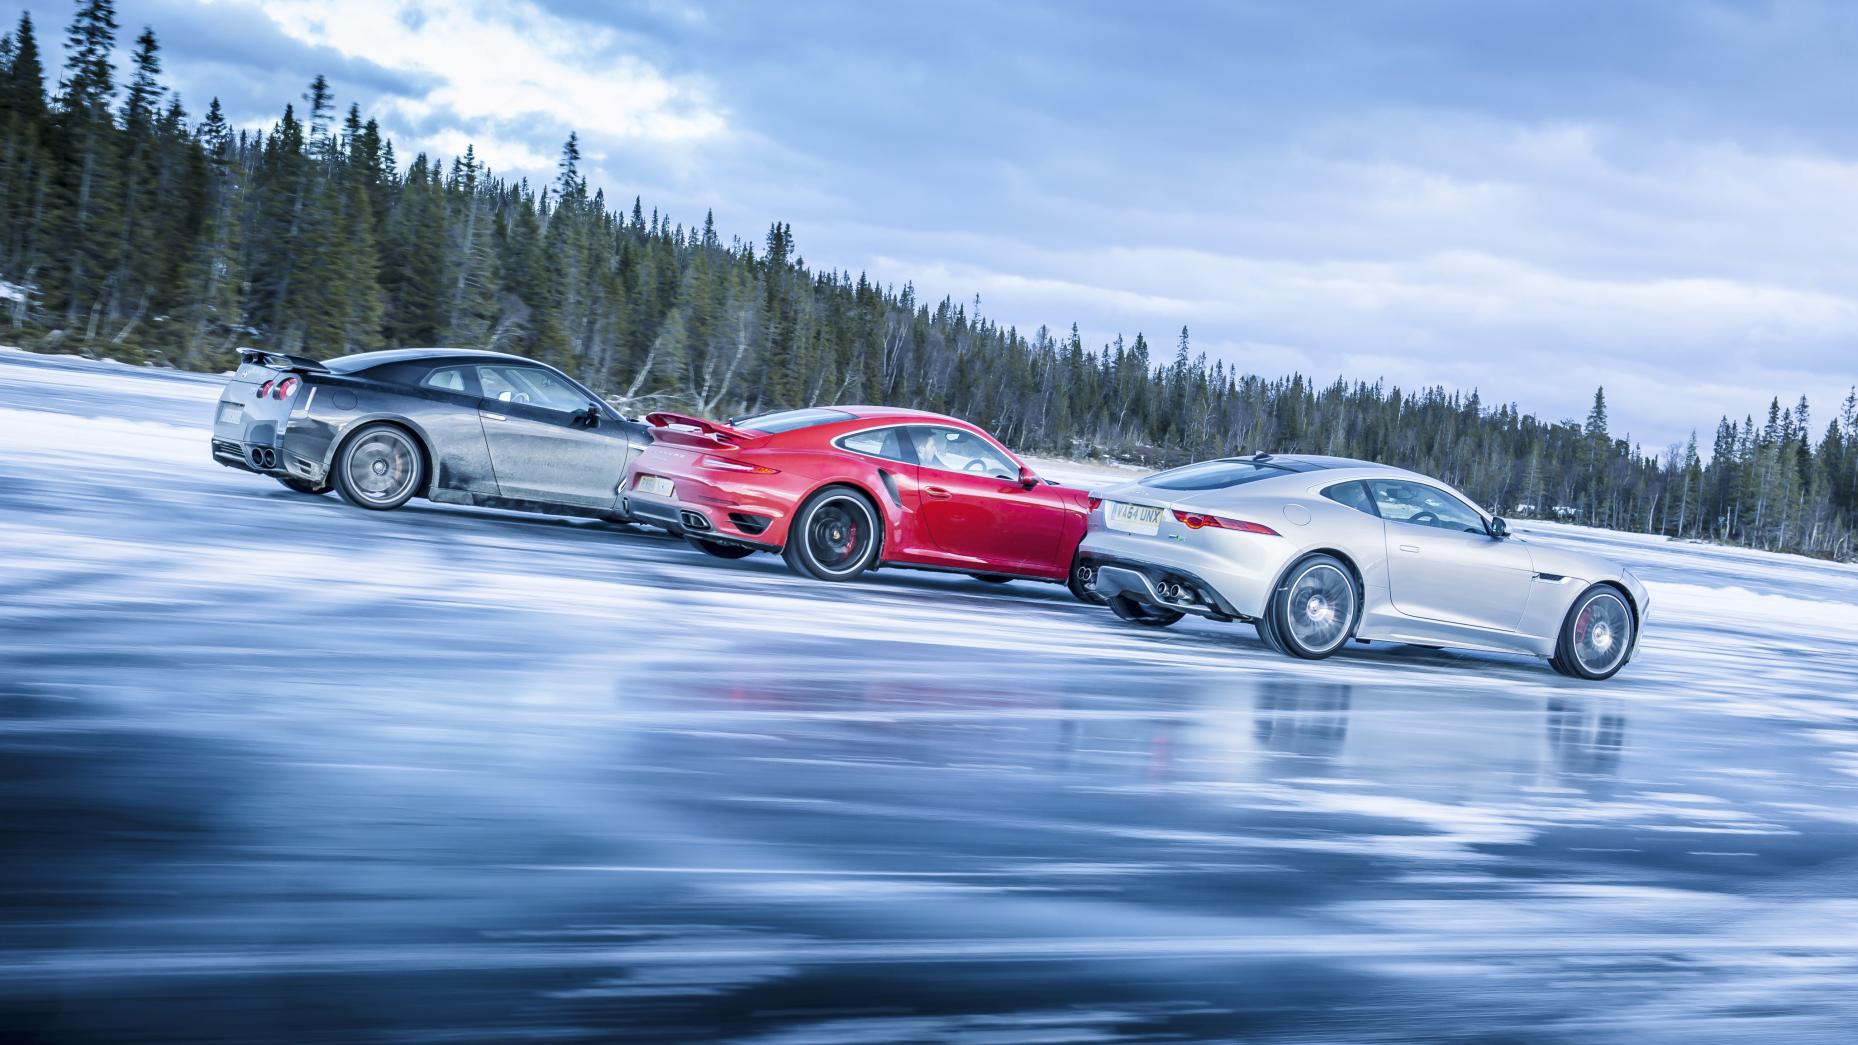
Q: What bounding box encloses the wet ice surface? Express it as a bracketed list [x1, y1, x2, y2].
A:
[4, 349, 1858, 1044]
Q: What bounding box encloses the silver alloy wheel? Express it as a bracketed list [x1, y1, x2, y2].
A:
[344, 428, 419, 506]
[1571, 591, 1632, 675]
[1285, 562, 1354, 653]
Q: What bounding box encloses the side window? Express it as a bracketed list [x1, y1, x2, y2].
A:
[838, 426, 914, 464]
[476, 365, 588, 411]
[422, 366, 468, 393]
[1322, 480, 1378, 516]
[1368, 479, 1486, 534]
[909, 425, 1016, 479]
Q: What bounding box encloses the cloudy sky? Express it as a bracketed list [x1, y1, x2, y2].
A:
[13, 0, 1857, 448]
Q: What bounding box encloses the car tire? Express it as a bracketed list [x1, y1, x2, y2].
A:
[688, 536, 756, 560]
[1263, 554, 1360, 660]
[782, 485, 881, 582]
[275, 475, 330, 495]
[1108, 594, 1183, 627]
[1254, 613, 1289, 655]
[333, 423, 425, 511]
[1551, 585, 1634, 681]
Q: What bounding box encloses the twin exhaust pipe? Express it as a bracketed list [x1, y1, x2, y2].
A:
[1157, 580, 1196, 603]
[248, 447, 279, 470]
[1077, 564, 1197, 606]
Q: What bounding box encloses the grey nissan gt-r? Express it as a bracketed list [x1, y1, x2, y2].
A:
[211, 347, 649, 517]
[1078, 454, 1650, 680]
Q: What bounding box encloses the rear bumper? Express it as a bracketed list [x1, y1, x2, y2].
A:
[213, 375, 329, 483]
[1087, 560, 1251, 621]
[1078, 527, 1285, 619]
[210, 434, 326, 483]
[212, 439, 259, 473]
[624, 482, 782, 549]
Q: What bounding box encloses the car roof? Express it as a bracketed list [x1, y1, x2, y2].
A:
[1232, 453, 1375, 472]
[324, 348, 541, 372]
[1136, 455, 1446, 491]
[1162, 453, 1378, 475]
[829, 405, 969, 423]
[1298, 460, 1440, 482]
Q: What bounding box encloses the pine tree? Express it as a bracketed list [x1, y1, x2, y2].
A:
[1, 12, 51, 299]
[106, 26, 163, 332]
[178, 96, 243, 366]
[51, 0, 124, 332]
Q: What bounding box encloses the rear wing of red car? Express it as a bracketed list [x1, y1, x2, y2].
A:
[644, 411, 755, 448]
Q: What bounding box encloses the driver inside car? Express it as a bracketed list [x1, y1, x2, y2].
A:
[911, 428, 951, 471]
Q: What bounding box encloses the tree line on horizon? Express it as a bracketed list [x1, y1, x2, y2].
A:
[3, 1, 1856, 559]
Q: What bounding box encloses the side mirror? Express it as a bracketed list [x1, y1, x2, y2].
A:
[1018, 465, 1039, 489]
[1488, 516, 1509, 539]
[575, 405, 601, 429]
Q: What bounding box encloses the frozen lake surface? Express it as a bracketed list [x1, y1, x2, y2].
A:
[4, 348, 1858, 1043]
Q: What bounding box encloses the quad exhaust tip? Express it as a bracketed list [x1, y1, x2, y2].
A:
[249, 447, 278, 469]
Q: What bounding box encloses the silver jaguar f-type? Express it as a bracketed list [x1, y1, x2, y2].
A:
[1077, 454, 1649, 680]
[211, 347, 648, 517]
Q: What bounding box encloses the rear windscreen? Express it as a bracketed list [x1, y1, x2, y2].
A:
[323, 353, 395, 373]
[733, 408, 857, 434]
[1140, 459, 1285, 491]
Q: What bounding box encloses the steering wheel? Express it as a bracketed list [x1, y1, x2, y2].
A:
[965, 459, 988, 474]
[1409, 510, 1440, 527]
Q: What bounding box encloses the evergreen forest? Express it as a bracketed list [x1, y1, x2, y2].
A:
[3, 2, 1854, 558]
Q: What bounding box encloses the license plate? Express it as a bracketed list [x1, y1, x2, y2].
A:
[218, 402, 243, 425]
[1106, 501, 1164, 535]
[636, 474, 674, 497]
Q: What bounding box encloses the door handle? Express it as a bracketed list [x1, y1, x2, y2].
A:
[1398, 544, 1420, 553]
[923, 485, 951, 499]
[483, 413, 508, 422]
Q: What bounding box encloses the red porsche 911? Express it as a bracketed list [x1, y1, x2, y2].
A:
[623, 406, 1102, 601]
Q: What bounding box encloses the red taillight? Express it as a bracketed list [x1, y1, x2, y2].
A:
[699, 455, 778, 475]
[1172, 509, 1279, 536]
[273, 376, 299, 399]
[255, 379, 273, 399]
[1086, 496, 1102, 511]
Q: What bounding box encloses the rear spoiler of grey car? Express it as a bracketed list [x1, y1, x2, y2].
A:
[237, 347, 330, 374]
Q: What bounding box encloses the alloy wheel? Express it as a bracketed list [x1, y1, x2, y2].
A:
[1285, 562, 1354, 654]
[343, 428, 420, 507]
[1571, 591, 1631, 676]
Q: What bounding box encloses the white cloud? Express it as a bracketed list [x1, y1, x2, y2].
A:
[825, 115, 1858, 448]
[209, 0, 726, 161]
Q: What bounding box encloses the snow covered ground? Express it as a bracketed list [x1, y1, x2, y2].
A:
[4, 347, 1858, 1043]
